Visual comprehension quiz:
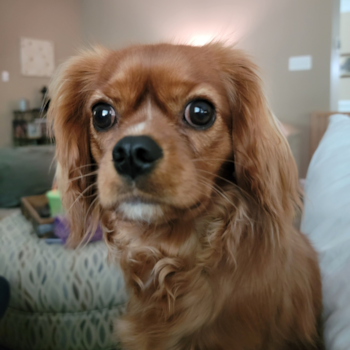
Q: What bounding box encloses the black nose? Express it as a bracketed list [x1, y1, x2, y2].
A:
[112, 136, 163, 180]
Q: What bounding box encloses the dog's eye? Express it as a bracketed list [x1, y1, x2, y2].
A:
[92, 103, 116, 131]
[184, 100, 215, 129]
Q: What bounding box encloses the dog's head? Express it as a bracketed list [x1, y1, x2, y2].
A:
[48, 43, 300, 247]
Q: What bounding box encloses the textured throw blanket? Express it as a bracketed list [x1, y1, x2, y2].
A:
[301, 114, 350, 350]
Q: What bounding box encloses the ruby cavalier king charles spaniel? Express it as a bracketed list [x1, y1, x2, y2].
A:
[48, 43, 323, 350]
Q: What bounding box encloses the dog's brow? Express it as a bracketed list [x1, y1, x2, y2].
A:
[185, 85, 223, 106]
[89, 90, 114, 106]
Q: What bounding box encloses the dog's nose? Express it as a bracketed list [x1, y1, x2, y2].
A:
[112, 136, 163, 179]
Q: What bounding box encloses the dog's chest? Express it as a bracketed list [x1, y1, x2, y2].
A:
[118, 224, 207, 295]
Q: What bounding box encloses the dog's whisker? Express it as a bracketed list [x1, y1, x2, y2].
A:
[196, 168, 258, 205]
[74, 182, 97, 196]
[68, 171, 99, 182]
[86, 200, 101, 243]
[196, 177, 253, 227]
[196, 173, 259, 225]
[192, 157, 254, 174]
[66, 183, 97, 214]
[69, 164, 97, 173]
[196, 168, 237, 186]
[192, 157, 241, 167]
[78, 195, 100, 249]
[196, 177, 237, 210]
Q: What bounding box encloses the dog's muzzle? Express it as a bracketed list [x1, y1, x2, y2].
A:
[112, 135, 163, 180]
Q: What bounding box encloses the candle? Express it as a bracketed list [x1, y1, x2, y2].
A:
[46, 189, 63, 217]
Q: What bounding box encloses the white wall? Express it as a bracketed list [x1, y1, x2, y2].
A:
[81, 0, 335, 177]
[0, 0, 340, 176]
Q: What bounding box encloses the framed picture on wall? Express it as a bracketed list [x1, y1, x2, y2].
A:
[20, 38, 55, 77]
[340, 53, 350, 78]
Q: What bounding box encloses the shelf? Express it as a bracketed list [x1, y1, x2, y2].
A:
[13, 136, 47, 140]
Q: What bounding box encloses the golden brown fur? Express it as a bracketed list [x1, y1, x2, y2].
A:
[48, 43, 323, 350]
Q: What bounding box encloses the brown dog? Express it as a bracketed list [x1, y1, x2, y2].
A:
[48, 43, 322, 350]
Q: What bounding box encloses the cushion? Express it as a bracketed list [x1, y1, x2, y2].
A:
[0, 146, 56, 208]
[0, 213, 127, 350]
[301, 114, 350, 350]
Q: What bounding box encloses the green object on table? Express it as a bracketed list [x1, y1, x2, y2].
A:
[46, 190, 63, 216]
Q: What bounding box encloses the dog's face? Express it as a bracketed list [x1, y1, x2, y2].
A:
[49, 43, 299, 246]
[90, 46, 233, 223]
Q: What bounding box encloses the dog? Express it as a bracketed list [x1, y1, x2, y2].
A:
[48, 43, 323, 350]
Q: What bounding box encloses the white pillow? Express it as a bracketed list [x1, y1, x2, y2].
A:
[301, 114, 350, 350]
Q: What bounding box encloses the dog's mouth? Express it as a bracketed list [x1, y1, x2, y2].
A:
[123, 196, 161, 206]
[113, 192, 203, 223]
[116, 195, 165, 223]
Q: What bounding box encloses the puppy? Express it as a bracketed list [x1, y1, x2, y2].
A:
[48, 43, 322, 350]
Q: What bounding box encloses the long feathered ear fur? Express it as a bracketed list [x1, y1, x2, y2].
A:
[213, 45, 301, 238]
[47, 48, 109, 247]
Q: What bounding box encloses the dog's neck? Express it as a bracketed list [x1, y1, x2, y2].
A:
[103, 186, 255, 293]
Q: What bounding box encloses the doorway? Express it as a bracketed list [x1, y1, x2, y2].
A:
[339, 0, 350, 111]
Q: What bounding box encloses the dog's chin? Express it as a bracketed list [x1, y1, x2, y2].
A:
[118, 202, 164, 223]
[115, 198, 209, 224]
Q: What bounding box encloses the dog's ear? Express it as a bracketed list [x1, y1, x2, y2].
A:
[47, 48, 108, 247]
[213, 45, 300, 231]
